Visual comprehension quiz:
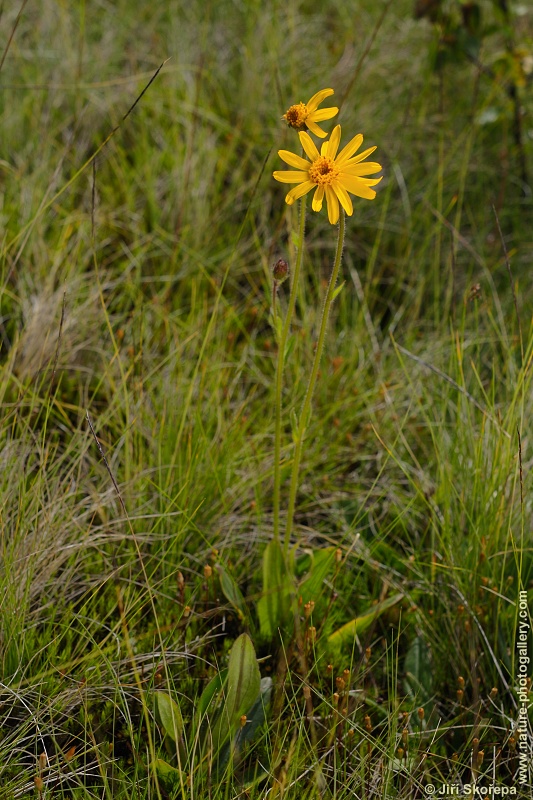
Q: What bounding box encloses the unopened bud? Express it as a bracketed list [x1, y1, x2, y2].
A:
[203, 564, 212, 579]
[417, 707, 425, 720]
[240, 714, 247, 728]
[273, 259, 289, 284]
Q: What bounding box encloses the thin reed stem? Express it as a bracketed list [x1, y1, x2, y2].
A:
[284, 209, 346, 554]
[273, 195, 307, 542]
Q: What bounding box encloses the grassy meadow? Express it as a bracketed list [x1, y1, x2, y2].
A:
[1, 0, 532, 797]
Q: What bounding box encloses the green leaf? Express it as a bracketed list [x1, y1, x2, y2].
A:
[156, 691, 184, 744]
[290, 229, 302, 249]
[284, 333, 296, 362]
[217, 676, 272, 772]
[257, 539, 292, 640]
[328, 593, 403, 647]
[215, 563, 249, 624]
[235, 676, 272, 749]
[208, 633, 261, 757]
[154, 758, 181, 790]
[190, 668, 228, 750]
[290, 408, 299, 443]
[298, 547, 336, 606]
[196, 669, 227, 719]
[331, 281, 345, 301]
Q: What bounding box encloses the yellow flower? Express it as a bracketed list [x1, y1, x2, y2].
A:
[273, 125, 382, 225]
[282, 88, 338, 138]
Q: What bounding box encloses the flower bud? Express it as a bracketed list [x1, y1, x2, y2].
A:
[273, 259, 289, 284]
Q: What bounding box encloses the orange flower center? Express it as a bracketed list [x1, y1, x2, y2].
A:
[309, 156, 339, 186]
[284, 102, 308, 130]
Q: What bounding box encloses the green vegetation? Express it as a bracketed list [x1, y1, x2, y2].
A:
[1, 0, 532, 797]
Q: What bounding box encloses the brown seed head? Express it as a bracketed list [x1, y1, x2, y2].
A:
[335, 677, 346, 692]
[304, 600, 315, 619]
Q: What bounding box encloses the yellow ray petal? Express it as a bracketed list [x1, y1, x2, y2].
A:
[278, 150, 311, 169]
[310, 107, 339, 122]
[328, 125, 342, 161]
[341, 162, 382, 177]
[341, 175, 378, 200]
[306, 88, 334, 113]
[336, 133, 364, 165]
[273, 170, 309, 184]
[306, 120, 328, 138]
[353, 176, 383, 187]
[341, 146, 377, 167]
[299, 131, 320, 162]
[333, 182, 353, 217]
[325, 185, 340, 225]
[285, 180, 315, 205]
[312, 185, 325, 212]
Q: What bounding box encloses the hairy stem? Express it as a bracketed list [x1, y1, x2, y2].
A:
[284, 209, 346, 554]
[273, 195, 307, 542]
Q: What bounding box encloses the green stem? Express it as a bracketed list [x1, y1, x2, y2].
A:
[284, 209, 346, 555]
[273, 195, 307, 542]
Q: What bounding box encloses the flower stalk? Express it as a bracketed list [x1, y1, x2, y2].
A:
[273, 195, 307, 543]
[284, 209, 346, 555]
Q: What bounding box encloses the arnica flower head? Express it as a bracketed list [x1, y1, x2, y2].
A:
[273, 124, 382, 225]
[283, 88, 338, 138]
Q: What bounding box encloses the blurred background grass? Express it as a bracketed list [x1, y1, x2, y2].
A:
[1, 0, 532, 795]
